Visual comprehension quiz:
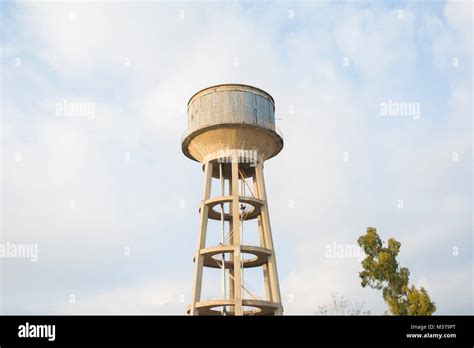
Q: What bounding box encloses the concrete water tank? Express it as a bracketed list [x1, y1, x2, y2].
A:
[181, 84, 283, 165]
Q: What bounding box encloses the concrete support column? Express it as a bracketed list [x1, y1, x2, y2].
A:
[190, 160, 213, 315]
[255, 161, 283, 315]
[231, 153, 243, 315]
[253, 174, 272, 302]
[227, 171, 235, 314]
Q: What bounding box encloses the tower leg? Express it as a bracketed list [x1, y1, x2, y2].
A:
[231, 154, 243, 315]
[255, 161, 283, 315]
[190, 160, 213, 315]
[228, 170, 235, 314]
[253, 175, 272, 302]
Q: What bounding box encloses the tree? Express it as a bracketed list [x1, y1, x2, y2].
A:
[316, 293, 371, 315]
[357, 227, 436, 315]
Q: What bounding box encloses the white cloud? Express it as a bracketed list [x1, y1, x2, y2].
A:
[54, 278, 189, 314]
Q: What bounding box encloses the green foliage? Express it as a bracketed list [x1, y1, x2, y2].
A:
[357, 227, 436, 315]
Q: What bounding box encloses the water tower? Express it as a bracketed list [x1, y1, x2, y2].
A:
[182, 84, 284, 315]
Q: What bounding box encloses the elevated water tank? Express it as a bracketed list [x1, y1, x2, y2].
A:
[181, 84, 283, 163]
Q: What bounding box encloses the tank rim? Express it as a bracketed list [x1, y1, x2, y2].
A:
[187, 83, 275, 107]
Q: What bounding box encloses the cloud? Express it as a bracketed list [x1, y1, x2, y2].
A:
[54, 278, 189, 315]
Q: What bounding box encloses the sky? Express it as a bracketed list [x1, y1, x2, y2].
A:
[0, 0, 472, 315]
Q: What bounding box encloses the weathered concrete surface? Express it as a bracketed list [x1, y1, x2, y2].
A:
[182, 84, 283, 163]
